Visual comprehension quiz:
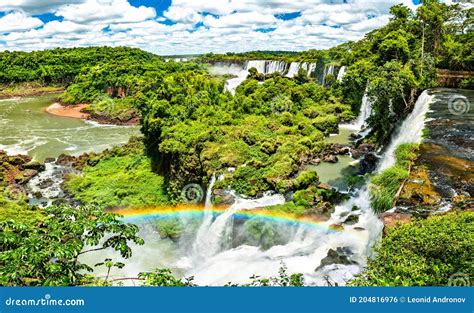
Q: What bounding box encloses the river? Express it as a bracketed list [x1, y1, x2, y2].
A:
[0, 94, 139, 160]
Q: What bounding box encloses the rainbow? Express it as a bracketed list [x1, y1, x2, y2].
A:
[111, 205, 342, 233]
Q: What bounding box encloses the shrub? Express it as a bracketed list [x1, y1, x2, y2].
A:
[351, 211, 474, 286]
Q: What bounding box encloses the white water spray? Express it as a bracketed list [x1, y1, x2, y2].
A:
[187, 90, 434, 285]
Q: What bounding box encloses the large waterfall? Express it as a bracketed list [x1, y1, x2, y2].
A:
[191, 191, 286, 262]
[209, 60, 317, 94]
[184, 90, 434, 286]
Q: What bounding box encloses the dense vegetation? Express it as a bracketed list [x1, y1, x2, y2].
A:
[64, 138, 169, 208]
[337, 1, 473, 144]
[370, 144, 419, 213]
[0, 0, 472, 287]
[351, 211, 474, 286]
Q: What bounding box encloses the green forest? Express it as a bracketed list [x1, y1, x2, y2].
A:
[0, 0, 473, 287]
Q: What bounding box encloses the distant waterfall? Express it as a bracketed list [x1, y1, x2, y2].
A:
[210, 60, 317, 94]
[353, 87, 373, 132]
[337, 66, 346, 82]
[322, 64, 336, 85]
[285, 62, 317, 78]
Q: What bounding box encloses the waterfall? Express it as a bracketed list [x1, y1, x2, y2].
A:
[191, 192, 285, 262]
[186, 90, 434, 286]
[211, 60, 318, 93]
[322, 64, 335, 85]
[337, 66, 346, 82]
[26, 162, 78, 207]
[285, 62, 317, 78]
[285, 62, 300, 77]
[353, 88, 373, 131]
[377, 90, 433, 171]
[193, 174, 217, 255]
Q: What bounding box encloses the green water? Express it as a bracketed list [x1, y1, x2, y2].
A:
[325, 124, 354, 145]
[308, 155, 359, 191]
[0, 95, 140, 160]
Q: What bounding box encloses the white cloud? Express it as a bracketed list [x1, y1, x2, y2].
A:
[55, 0, 156, 24]
[0, 11, 43, 34]
[0, 0, 422, 54]
[0, 0, 86, 14]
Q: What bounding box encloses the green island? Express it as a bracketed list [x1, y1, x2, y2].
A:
[0, 1, 473, 287]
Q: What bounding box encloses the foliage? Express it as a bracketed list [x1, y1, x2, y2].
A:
[155, 219, 183, 240]
[139, 269, 195, 286]
[351, 211, 474, 286]
[65, 140, 169, 209]
[0, 205, 143, 286]
[370, 143, 419, 213]
[338, 0, 472, 144]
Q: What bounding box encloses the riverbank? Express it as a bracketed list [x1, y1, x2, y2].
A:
[45, 102, 139, 125]
[46, 102, 90, 119]
[0, 83, 64, 99]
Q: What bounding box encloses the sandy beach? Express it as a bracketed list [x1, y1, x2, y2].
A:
[45, 102, 90, 119]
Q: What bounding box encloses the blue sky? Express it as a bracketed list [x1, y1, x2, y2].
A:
[0, 0, 435, 55]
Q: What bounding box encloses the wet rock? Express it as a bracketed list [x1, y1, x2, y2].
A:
[317, 182, 332, 190]
[342, 214, 359, 225]
[56, 154, 76, 165]
[7, 154, 32, 166]
[22, 169, 38, 178]
[315, 247, 356, 271]
[379, 212, 412, 235]
[213, 189, 235, 205]
[38, 178, 54, 189]
[330, 224, 344, 231]
[332, 144, 352, 155]
[309, 158, 321, 165]
[44, 157, 56, 163]
[359, 152, 379, 174]
[306, 202, 335, 221]
[23, 161, 45, 172]
[354, 227, 365, 231]
[323, 154, 338, 163]
[351, 143, 376, 159]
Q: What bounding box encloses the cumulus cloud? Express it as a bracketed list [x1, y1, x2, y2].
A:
[55, 0, 156, 24]
[0, 11, 43, 34]
[0, 0, 421, 54]
[0, 0, 86, 14]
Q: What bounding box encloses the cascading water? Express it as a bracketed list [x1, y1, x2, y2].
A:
[210, 60, 316, 93]
[377, 90, 433, 171]
[185, 90, 434, 286]
[27, 161, 78, 207]
[191, 191, 286, 262]
[337, 66, 346, 82]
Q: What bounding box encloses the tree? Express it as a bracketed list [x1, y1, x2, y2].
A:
[0, 205, 144, 286]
